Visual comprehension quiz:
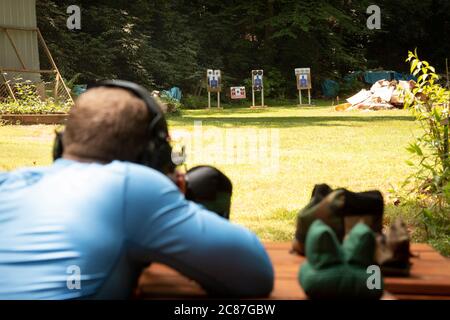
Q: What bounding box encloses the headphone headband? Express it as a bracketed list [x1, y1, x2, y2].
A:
[90, 80, 168, 139]
[53, 80, 176, 174]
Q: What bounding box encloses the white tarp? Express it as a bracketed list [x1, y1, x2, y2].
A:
[341, 79, 415, 111]
[346, 89, 372, 105]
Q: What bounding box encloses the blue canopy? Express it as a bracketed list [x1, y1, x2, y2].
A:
[162, 87, 182, 101]
[321, 79, 340, 98]
[363, 71, 416, 84]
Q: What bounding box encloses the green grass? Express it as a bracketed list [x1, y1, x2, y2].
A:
[0, 124, 57, 170]
[167, 105, 421, 241]
[2, 104, 444, 253]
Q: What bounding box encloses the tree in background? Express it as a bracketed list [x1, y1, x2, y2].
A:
[36, 0, 450, 98]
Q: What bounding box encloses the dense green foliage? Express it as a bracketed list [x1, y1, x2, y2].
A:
[399, 51, 450, 255]
[0, 81, 70, 114]
[37, 0, 450, 98]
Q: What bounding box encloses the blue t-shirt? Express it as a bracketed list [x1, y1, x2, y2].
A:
[0, 159, 273, 299]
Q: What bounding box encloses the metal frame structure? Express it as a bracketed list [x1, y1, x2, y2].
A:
[0, 25, 73, 104]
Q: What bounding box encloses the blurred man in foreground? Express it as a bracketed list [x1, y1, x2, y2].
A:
[0, 81, 273, 299]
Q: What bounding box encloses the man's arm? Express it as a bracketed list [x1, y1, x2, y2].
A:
[123, 164, 274, 297]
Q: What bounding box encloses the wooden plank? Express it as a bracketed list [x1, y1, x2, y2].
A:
[390, 294, 450, 301]
[410, 243, 435, 252]
[271, 243, 450, 296]
[384, 250, 450, 295]
[36, 29, 74, 104]
[1, 68, 55, 74]
[137, 243, 450, 300]
[0, 25, 38, 32]
[0, 114, 68, 125]
[3, 29, 27, 69]
[0, 69, 17, 102]
[137, 265, 207, 299]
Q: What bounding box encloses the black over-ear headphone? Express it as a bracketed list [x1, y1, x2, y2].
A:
[53, 80, 176, 174]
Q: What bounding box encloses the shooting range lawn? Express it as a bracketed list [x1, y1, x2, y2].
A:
[167, 105, 421, 242]
[0, 105, 421, 242]
[0, 125, 57, 171]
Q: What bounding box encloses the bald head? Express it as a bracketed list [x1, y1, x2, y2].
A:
[63, 87, 150, 163]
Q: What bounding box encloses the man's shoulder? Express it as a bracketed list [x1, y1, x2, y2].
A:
[118, 162, 184, 221]
[0, 166, 50, 191]
[0, 172, 9, 185]
[54, 160, 172, 189]
[0, 160, 175, 194]
[54, 159, 161, 179]
[120, 161, 176, 190]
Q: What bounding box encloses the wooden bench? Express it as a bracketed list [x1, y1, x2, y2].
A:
[136, 243, 450, 300]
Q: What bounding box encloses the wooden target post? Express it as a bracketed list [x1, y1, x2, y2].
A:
[206, 69, 222, 109]
[251, 70, 265, 108]
[295, 68, 312, 106]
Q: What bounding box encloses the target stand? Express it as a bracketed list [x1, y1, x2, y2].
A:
[206, 69, 222, 109]
[295, 68, 312, 106]
[250, 69, 267, 108]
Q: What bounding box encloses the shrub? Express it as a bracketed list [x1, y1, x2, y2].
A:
[398, 50, 450, 255]
[0, 80, 71, 115]
[181, 94, 209, 109]
[0, 100, 71, 115]
[159, 93, 182, 114]
[403, 50, 450, 196]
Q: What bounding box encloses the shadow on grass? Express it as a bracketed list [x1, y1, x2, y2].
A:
[169, 115, 415, 128]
